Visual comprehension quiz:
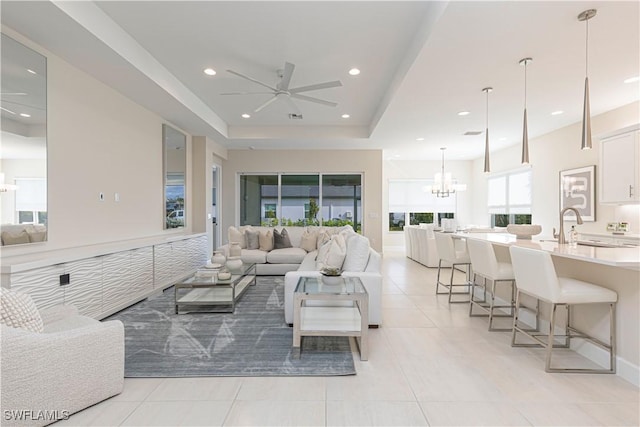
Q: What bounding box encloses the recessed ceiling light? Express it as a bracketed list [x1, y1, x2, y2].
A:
[19, 113, 31, 118]
[499, 137, 507, 141]
[348, 68, 360, 76]
[394, 154, 401, 158]
[26, 69, 36, 75]
[341, 114, 350, 119]
[551, 110, 564, 115]
[203, 68, 217, 76]
[457, 111, 470, 116]
[624, 76, 640, 84]
[416, 137, 425, 141]
[241, 113, 251, 119]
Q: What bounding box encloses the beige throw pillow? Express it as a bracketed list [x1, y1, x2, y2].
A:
[300, 230, 318, 252]
[259, 230, 274, 251]
[0, 288, 43, 333]
[316, 230, 331, 250]
[228, 226, 246, 249]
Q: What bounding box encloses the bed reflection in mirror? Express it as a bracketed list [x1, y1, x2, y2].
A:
[0, 33, 47, 246]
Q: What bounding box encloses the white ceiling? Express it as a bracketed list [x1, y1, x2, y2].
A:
[1, 1, 638, 160]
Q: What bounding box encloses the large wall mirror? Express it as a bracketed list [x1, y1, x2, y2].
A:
[163, 124, 186, 229]
[0, 34, 47, 246]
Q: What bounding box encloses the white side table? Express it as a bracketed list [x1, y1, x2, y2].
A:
[293, 276, 368, 361]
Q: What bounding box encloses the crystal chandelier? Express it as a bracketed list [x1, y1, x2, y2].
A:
[429, 148, 467, 198]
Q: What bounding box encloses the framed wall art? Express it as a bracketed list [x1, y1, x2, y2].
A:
[559, 165, 595, 221]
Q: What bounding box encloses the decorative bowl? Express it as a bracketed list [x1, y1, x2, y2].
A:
[320, 267, 341, 276]
[217, 271, 232, 281]
[506, 224, 542, 240]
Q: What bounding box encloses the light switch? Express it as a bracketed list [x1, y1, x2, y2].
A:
[114, 193, 120, 202]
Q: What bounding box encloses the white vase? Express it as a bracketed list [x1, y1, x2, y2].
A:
[229, 242, 242, 257]
[226, 256, 243, 273]
[211, 251, 226, 265]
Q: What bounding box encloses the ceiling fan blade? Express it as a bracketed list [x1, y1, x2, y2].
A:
[220, 92, 274, 95]
[277, 62, 295, 91]
[254, 96, 279, 113]
[289, 80, 342, 94]
[226, 69, 277, 91]
[282, 96, 301, 115]
[290, 93, 337, 107]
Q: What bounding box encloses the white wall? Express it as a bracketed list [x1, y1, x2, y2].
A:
[221, 149, 383, 252]
[471, 102, 640, 237]
[1, 28, 196, 256]
[383, 158, 474, 248]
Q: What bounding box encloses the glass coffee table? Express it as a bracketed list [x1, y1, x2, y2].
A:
[174, 263, 256, 314]
[293, 275, 369, 361]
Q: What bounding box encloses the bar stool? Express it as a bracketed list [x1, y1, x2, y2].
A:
[434, 232, 471, 303]
[466, 238, 516, 331]
[509, 245, 617, 373]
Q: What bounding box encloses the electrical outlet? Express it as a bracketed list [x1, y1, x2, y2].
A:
[60, 274, 70, 286]
[99, 192, 105, 201]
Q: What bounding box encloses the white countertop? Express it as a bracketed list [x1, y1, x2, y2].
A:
[455, 232, 640, 271]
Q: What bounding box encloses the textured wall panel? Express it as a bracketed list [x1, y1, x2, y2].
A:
[102, 251, 131, 314]
[131, 247, 153, 297]
[153, 243, 175, 288]
[64, 257, 102, 318]
[8, 265, 65, 311]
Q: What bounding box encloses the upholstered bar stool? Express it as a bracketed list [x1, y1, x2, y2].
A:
[509, 245, 617, 373]
[466, 238, 516, 331]
[434, 232, 471, 303]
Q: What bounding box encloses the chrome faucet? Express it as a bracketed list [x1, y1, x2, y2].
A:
[558, 207, 583, 244]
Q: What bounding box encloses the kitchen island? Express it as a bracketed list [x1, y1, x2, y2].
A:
[453, 232, 640, 386]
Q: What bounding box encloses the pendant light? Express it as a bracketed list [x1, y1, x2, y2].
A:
[519, 58, 532, 164]
[482, 87, 493, 173]
[429, 147, 467, 198]
[578, 9, 596, 150]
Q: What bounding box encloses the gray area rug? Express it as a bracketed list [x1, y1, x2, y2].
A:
[106, 276, 356, 377]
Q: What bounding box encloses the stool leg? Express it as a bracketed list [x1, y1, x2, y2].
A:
[545, 303, 558, 372]
[436, 259, 445, 295]
[610, 303, 616, 373]
[511, 290, 521, 346]
[468, 273, 477, 316]
[448, 263, 455, 303]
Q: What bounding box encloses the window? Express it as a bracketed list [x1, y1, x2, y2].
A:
[15, 178, 47, 225]
[239, 173, 362, 230]
[388, 179, 456, 231]
[487, 168, 532, 227]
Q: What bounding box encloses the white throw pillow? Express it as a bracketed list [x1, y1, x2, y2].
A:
[316, 230, 331, 250]
[342, 233, 371, 272]
[316, 234, 347, 270]
[300, 230, 318, 252]
[259, 230, 274, 251]
[228, 226, 246, 249]
[0, 287, 43, 333]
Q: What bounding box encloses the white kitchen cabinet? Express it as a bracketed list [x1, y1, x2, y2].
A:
[600, 127, 640, 204]
[3, 265, 65, 311]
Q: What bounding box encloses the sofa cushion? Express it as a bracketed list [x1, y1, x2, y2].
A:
[0, 287, 44, 333]
[259, 230, 274, 251]
[300, 230, 318, 252]
[342, 233, 371, 272]
[28, 230, 47, 243]
[241, 249, 268, 264]
[228, 226, 246, 249]
[1, 230, 30, 246]
[274, 228, 293, 249]
[267, 247, 307, 264]
[246, 229, 260, 250]
[43, 314, 97, 334]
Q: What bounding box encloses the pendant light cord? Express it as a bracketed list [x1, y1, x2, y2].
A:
[585, 18, 589, 77]
[485, 90, 489, 129]
[524, 61, 527, 108]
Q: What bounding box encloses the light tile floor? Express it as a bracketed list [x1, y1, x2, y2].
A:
[57, 251, 639, 426]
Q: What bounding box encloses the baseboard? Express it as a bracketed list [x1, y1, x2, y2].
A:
[473, 288, 640, 387]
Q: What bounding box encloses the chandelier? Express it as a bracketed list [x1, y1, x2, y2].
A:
[428, 148, 467, 198]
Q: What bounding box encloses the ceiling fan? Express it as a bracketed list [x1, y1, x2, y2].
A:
[222, 62, 342, 114]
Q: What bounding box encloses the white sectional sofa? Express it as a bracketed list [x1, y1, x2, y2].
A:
[404, 224, 439, 267]
[219, 225, 382, 327]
